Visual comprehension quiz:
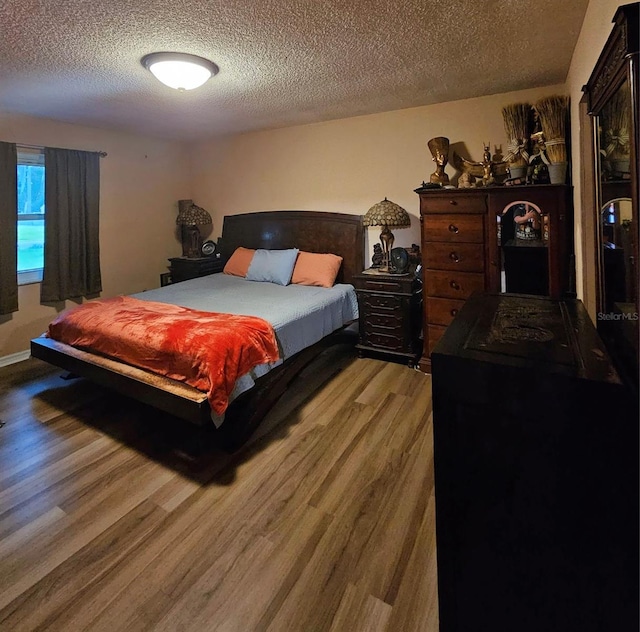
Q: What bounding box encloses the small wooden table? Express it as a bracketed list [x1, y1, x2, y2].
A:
[166, 256, 224, 285]
[352, 269, 422, 366]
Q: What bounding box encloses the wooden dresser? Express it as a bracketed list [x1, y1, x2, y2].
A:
[353, 270, 422, 366]
[421, 190, 487, 369]
[431, 293, 638, 632]
[417, 184, 573, 372]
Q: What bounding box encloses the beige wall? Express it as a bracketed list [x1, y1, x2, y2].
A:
[0, 113, 191, 356]
[190, 84, 566, 262]
[566, 0, 623, 319]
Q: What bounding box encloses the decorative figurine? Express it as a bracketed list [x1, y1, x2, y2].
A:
[406, 243, 421, 266]
[453, 144, 508, 186]
[371, 243, 384, 268]
[530, 161, 550, 184]
[458, 171, 476, 188]
[514, 203, 542, 240]
[527, 132, 551, 184]
[427, 137, 450, 185]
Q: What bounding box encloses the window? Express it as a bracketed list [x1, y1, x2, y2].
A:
[17, 148, 45, 284]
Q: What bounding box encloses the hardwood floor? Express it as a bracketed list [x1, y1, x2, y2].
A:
[0, 348, 438, 631]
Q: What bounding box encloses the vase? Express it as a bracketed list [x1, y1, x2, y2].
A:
[610, 157, 630, 175]
[548, 161, 568, 184]
[509, 165, 527, 179]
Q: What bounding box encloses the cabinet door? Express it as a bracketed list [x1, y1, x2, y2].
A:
[488, 185, 572, 298]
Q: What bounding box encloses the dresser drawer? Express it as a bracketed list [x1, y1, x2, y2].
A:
[425, 242, 485, 272]
[421, 194, 487, 215]
[424, 215, 484, 243]
[359, 293, 402, 313]
[360, 330, 404, 352]
[353, 276, 412, 294]
[426, 297, 466, 326]
[425, 270, 485, 299]
[362, 312, 406, 333]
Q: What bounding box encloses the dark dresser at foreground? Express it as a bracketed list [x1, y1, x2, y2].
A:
[353, 270, 422, 366]
[431, 293, 638, 632]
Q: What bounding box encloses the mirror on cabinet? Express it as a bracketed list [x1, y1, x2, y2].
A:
[584, 2, 639, 390]
[601, 197, 634, 309]
[487, 185, 573, 300]
[496, 200, 550, 295]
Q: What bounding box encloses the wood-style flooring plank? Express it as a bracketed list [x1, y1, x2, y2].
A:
[0, 456, 173, 612]
[329, 583, 393, 632]
[0, 500, 168, 632]
[0, 352, 438, 631]
[384, 486, 440, 632]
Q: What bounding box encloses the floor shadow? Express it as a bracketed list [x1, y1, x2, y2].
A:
[30, 344, 357, 486]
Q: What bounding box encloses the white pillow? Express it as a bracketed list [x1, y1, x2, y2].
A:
[246, 248, 299, 285]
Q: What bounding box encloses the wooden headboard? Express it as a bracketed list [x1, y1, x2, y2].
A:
[220, 210, 364, 285]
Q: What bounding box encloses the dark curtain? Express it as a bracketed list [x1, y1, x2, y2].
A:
[0, 142, 18, 315]
[41, 148, 101, 302]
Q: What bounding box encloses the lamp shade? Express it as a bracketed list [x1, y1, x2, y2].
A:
[142, 52, 219, 91]
[363, 197, 411, 228]
[176, 199, 212, 225]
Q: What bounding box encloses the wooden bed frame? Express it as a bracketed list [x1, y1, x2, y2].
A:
[31, 210, 364, 450]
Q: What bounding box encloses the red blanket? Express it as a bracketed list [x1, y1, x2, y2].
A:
[47, 296, 280, 415]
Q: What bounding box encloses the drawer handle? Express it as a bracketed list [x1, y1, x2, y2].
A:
[450, 309, 459, 317]
[448, 224, 459, 234]
[449, 200, 458, 206]
[449, 280, 460, 290]
[449, 252, 460, 263]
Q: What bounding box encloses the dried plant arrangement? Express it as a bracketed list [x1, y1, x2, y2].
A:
[502, 103, 532, 167]
[534, 96, 570, 164]
[601, 86, 630, 158]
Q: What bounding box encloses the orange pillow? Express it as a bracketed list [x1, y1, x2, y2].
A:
[223, 247, 256, 277]
[291, 251, 343, 288]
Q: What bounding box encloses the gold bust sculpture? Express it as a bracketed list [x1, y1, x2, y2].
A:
[428, 137, 450, 185]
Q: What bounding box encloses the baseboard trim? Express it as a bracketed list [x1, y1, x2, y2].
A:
[0, 350, 31, 368]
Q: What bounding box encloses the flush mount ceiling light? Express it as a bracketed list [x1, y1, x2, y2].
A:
[141, 52, 219, 91]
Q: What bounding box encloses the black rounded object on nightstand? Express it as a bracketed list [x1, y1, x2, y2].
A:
[201, 240, 216, 256]
[390, 247, 409, 274]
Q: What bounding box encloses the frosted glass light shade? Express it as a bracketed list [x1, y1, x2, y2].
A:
[142, 52, 218, 91]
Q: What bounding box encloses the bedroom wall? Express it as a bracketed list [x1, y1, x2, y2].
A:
[0, 112, 191, 357]
[189, 84, 566, 265]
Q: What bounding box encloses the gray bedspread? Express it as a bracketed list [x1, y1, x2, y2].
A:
[132, 273, 358, 424]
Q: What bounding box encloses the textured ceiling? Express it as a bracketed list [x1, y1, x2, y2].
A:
[0, 0, 589, 141]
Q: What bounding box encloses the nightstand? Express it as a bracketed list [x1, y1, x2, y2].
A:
[353, 269, 422, 366]
[167, 256, 224, 284]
